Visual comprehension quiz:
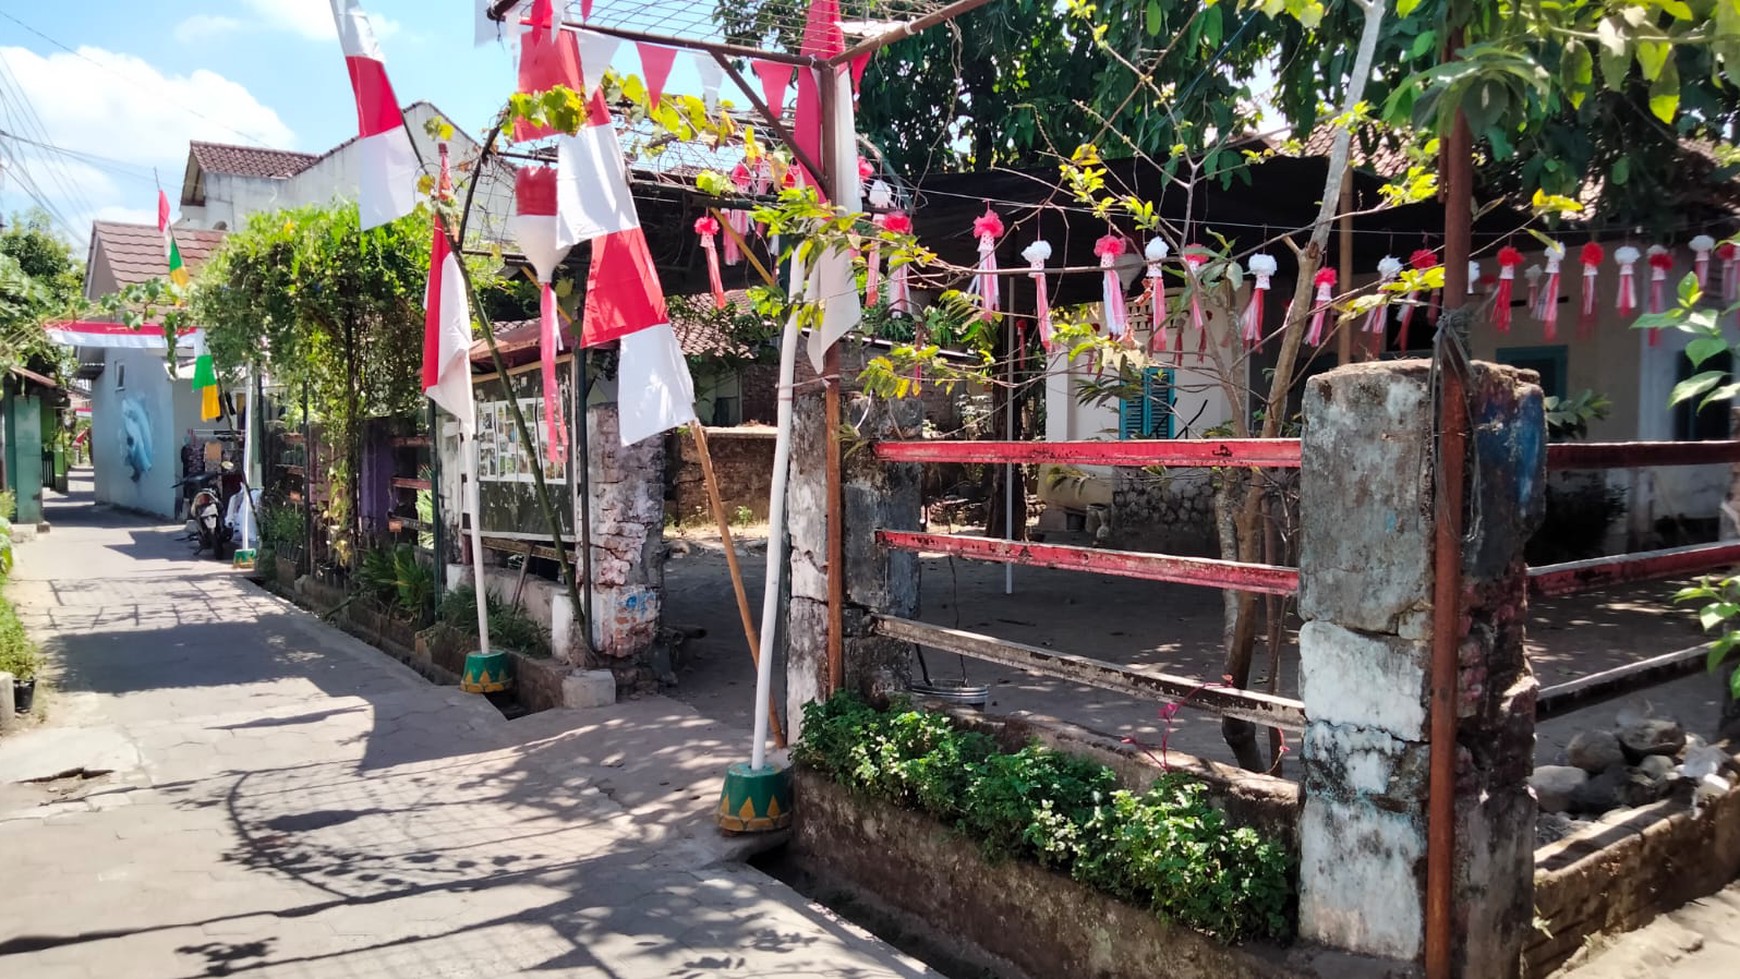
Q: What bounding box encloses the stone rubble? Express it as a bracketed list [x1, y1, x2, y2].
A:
[1534, 709, 1735, 827]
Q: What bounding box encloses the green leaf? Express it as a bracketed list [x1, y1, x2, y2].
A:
[1598, 18, 1632, 89]
[1411, 29, 1438, 60]
[1649, 57, 1681, 122]
[1686, 335, 1730, 368]
[1145, 0, 1161, 36]
[1637, 40, 1671, 82]
[1611, 156, 1631, 186]
[1709, 632, 1738, 671]
[1398, 0, 1423, 16]
[1562, 40, 1593, 109]
[1669, 370, 1726, 406]
[1701, 381, 1740, 410]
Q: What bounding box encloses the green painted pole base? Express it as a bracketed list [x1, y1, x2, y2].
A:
[231, 548, 257, 570]
[717, 762, 792, 834]
[461, 649, 513, 694]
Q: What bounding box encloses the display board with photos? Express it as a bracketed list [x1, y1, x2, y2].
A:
[471, 358, 576, 542]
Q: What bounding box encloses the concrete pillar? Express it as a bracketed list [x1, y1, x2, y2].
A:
[584, 404, 664, 665]
[1297, 361, 1544, 975]
[785, 393, 922, 741]
[0, 671, 14, 733]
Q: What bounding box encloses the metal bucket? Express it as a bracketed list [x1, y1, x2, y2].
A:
[908, 678, 990, 709]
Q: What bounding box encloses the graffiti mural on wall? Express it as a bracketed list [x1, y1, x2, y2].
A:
[120, 395, 153, 483]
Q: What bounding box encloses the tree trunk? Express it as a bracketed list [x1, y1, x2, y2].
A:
[1218, 0, 1389, 769]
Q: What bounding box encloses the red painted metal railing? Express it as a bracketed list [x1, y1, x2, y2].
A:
[875, 438, 1303, 468]
[1527, 540, 1740, 597]
[877, 530, 1300, 596]
[1547, 440, 1740, 470]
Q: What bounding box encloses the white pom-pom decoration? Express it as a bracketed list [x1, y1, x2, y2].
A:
[1145, 238, 1169, 262]
[1691, 234, 1716, 254]
[867, 179, 893, 209]
[1544, 242, 1565, 263]
[1247, 253, 1278, 278]
[1647, 244, 1669, 260]
[1377, 255, 1403, 278]
[1615, 245, 1641, 264]
[1021, 239, 1052, 265]
[1468, 260, 1481, 293]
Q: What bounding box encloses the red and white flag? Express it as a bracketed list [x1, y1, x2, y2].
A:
[422, 216, 474, 431]
[792, 0, 861, 371]
[514, 0, 583, 143]
[329, 0, 416, 230]
[559, 90, 696, 446]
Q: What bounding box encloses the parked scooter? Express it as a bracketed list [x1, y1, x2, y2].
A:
[177, 462, 254, 560]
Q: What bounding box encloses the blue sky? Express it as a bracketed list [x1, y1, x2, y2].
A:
[0, 1, 729, 250]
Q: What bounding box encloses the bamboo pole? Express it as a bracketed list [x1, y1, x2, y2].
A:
[690, 422, 786, 747]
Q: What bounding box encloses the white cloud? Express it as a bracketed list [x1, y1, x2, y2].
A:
[240, 0, 400, 43]
[0, 46, 294, 246]
[173, 14, 245, 44]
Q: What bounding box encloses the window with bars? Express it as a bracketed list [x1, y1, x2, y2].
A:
[1118, 367, 1175, 439]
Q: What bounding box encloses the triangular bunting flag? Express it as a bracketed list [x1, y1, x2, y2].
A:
[637, 42, 676, 105]
[696, 55, 724, 110]
[575, 30, 620, 100]
[513, 0, 582, 143]
[851, 52, 871, 92]
[753, 60, 794, 119]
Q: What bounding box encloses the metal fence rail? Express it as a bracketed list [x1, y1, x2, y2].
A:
[1527, 541, 1740, 597]
[1547, 440, 1740, 470]
[875, 438, 1304, 468]
[1535, 642, 1715, 720]
[872, 615, 1308, 731]
[876, 530, 1301, 596]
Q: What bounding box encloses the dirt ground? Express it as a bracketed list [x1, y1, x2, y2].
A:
[662, 526, 1732, 771]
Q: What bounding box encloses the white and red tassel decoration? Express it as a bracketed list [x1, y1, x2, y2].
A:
[1579, 242, 1604, 339]
[694, 215, 726, 309]
[1183, 244, 1211, 358]
[1095, 234, 1130, 339]
[1493, 245, 1523, 334]
[1615, 245, 1640, 317]
[511, 166, 571, 465]
[1306, 268, 1336, 346]
[1144, 238, 1170, 355]
[725, 162, 752, 266]
[865, 179, 893, 306]
[1364, 255, 1402, 340]
[1468, 260, 1482, 296]
[1692, 234, 1717, 290]
[1399, 248, 1438, 348]
[1719, 241, 1739, 305]
[881, 210, 913, 314]
[1022, 239, 1053, 352]
[1243, 253, 1276, 349]
[1647, 244, 1673, 314]
[972, 208, 1004, 321]
[1539, 242, 1564, 340]
[1524, 264, 1542, 318]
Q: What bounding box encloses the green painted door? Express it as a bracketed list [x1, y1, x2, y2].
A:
[5, 396, 43, 524]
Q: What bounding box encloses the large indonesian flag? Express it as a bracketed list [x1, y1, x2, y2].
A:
[423, 216, 475, 432]
[328, 0, 416, 230]
[559, 90, 695, 446]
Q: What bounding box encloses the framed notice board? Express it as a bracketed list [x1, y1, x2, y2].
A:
[471, 356, 576, 541]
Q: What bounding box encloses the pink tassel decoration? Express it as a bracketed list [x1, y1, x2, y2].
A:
[882, 211, 913, 314]
[1692, 234, 1716, 290]
[1719, 241, 1738, 305]
[725, 163, 752, 266]
[1306, 268, 1336, 346]
[1399, 249, 1437, 348]
[1144, 239, 1170, 356]
[973, 208, 1004, 321]
[1023, 239, 1054, 351]
[694, 215, 726, 309]
[1539, 242, 1564, 340]
[1183, 245, 1210, 358]
[1579, 242, 1604, 339]
[1615, 245, 1640, 317]
[1648, 244, 1672, 313]
[1243, 253, 1276, 349]
[1095, 234, 1130, 339]
[1364, 256, 1402, 342]
[1493, 246, 1523, 335]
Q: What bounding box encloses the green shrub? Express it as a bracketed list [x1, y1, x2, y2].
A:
[795, 694, 1294, 943]
[0, 590, 37, 681]
[355, 544, 435, 626]
[437, 585, 552, 658]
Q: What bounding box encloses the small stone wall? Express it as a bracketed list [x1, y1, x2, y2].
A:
[1526, 747, 1740, 977]
[586, 405, 665, 663]
[666, 426, 775, 526]
[1109, 468, 1219, 555]
[789, 769, 1301, 979]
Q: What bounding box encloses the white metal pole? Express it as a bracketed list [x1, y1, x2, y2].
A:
[239, 369, 257, 551]
[462, 419, 492, 654]
[751, 258, 809, 772]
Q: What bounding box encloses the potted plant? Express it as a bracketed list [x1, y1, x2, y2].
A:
[0, 633, 36, 714]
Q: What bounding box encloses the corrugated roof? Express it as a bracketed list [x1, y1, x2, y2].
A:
[90, 222, 227, 288]
[188, 141, 319, 179]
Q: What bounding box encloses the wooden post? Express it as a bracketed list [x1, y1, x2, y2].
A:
[691, 422, 787, 747]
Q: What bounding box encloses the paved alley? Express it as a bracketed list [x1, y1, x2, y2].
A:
[0, 473, 930, 978]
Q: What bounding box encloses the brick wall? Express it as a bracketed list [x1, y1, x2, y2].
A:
[667, 427, 776, 525]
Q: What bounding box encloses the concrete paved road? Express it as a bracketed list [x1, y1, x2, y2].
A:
[0, 473, 930, 978]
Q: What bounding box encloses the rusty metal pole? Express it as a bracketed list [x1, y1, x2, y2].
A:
[1427, 38, 1475, 975]
[818, 67, 847, 697]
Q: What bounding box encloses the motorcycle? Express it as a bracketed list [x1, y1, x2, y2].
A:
[177, 463, 254, 560]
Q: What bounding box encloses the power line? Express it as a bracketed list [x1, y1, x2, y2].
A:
[0, 128, 158, 185]
[0, 67, 102, 221]
[0, 10, 278, 149]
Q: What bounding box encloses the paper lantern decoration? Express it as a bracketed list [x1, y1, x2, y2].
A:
[1579, 242, 1604, 339]
[1306, 268, 1336, 346]
[1493, 246, 1523, 335]
[1614, 245, 1640, 317]
[1144, 238, 1170, 355]
[1538, 242, 1564, 340]
[1243, 254, 1277, 349]
[1095, 234, 1130, 339]
[1023, 239, 1054, 351]
[1364, 255, 1402, 341]
[1691, 234, 1717, 289]
[694, 215, 726, 309]
[972, 208, 1004, 322]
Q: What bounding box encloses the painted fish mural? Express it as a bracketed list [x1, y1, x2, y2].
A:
[120, 396, 152, 483]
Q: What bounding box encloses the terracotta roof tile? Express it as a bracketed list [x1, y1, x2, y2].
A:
[469, 292, 758, 366]
[1294, 125, 1414, 179]
[189, 141, 319, 179]
[91, 222, 227, 288]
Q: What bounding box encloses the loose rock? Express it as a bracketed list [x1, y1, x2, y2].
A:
[1566, 730, 1626, 773]
[1530, 765, 1589, 814]
[1637, 754, 1676, 784]
[1618, 718, 1686, 760]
